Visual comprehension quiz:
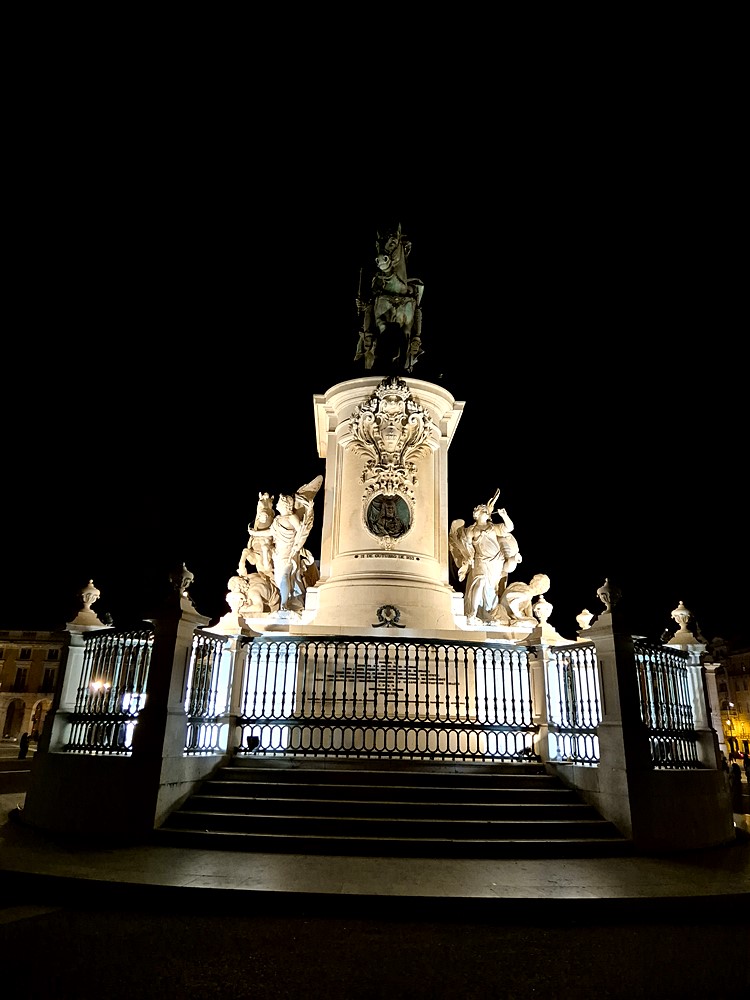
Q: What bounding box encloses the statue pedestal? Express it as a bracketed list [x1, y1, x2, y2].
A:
[310, 376, 465, 637]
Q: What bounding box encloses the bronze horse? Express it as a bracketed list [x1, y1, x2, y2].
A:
[354, 224, 424, 373]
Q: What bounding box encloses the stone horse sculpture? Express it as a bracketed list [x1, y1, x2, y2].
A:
[354, 223, 425, 373]
[227, 478, 323, 620]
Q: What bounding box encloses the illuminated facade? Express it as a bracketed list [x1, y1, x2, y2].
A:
[716, 648, 750, 758]
[0, 630, 64, 743]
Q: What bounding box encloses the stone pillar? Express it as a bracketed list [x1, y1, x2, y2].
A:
[42, 613, 112, 753]
[581, 593, 734, 849]
[527, 645, 551, 762]
[665, 602, 722, 767]
[34, 580, 109, 753]
[702, 661, 726, 758]
[228, 635, 252, 752]
[130, 597, 208, 760]
[43, 631, 86, 753]
[585, 605, 651, 840]
[130, 577, 215, 826]
[308, 375, 465, 636]
[21, 570, 223, 838]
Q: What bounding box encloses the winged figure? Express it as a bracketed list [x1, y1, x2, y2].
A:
[449, 489, 522, 622]
[292, 475, 324, 557]
[248, 474, 324, 611]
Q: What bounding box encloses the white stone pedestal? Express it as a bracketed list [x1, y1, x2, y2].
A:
[308, 375, 465, 637]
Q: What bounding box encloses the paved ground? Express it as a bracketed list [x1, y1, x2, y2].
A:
[1, 786, 749, 999]
[1, 893, 748, 1000]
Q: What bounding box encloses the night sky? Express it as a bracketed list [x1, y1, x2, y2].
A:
[3, 156, 746, 650]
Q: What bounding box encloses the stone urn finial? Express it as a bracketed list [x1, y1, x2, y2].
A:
[168, 562, 202, 616]
[670, 600, 692, 634]
[576, 608, 594, 631]
[666, 599, 700, 646]
[170, 563, 195, 596]
[81, 579, 100, 609]
[533, 595, 553, 626]
[68, 579, 105, 628]
[596, 578, 621, 614]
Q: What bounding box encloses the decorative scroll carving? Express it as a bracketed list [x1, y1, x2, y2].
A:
[349, 375, 433, 508]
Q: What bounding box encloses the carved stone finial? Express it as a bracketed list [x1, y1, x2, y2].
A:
[666, 599, 701, 646]
[171, 563, 195, 596]
[68, 579, 105, 628]
[533, 594, 553, 625]
[81, 579, 100, 609]
[670, 600, 692, 634]
[576, 608, 594, 631]
[596, 578, 621, 613]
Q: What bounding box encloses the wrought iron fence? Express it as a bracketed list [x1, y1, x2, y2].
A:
[184, 629, 236, 754]
[546, 642, 602, 764]
[235, 636, 536, 762]
[634, 639, 699, 768]
[545, 639, 701, 769]
[64, 627, 154, 754]
[59, 626, 704, 771]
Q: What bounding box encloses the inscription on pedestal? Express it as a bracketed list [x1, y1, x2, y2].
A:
[299, 644, 471, 719]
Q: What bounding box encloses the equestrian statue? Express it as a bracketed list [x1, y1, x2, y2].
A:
[354, 223, 425, 374]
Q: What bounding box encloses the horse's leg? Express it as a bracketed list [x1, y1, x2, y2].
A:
[374, 300, 395, 364]
[364, 336, 376, 368]
[354, 331, 365, 362]
[398, 302, 418, 366]
[391, 321, 403, 364]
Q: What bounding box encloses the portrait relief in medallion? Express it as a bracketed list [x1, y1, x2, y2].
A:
[366, 493, 411, 540]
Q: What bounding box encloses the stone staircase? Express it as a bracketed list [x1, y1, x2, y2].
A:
[155, 758, 632, 858]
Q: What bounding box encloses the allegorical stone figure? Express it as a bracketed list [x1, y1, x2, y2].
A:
[449, 489, 522, 624]
[491, 573, 551, 625]
[237, 493, 276, 578]
[246, 475, 323, 612]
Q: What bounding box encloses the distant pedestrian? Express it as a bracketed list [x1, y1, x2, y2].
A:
[743, 753, 750, 782]
[17, 732, 29, 759]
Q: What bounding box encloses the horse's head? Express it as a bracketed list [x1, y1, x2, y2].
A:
[375, 224, 411, 277]
[255, 492, 275, 528]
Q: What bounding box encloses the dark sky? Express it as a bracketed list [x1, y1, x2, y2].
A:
[3, 143, 746, 650]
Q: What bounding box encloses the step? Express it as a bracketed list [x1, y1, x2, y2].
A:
[156, 758, 631, 858]
[163, 808, 622, 840]
[200, 780, 579, 804]
[219, 762, 552, 788]
[185, 794, 598, 821]
[155, 826, 632, 859]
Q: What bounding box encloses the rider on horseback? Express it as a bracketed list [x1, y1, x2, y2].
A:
[354, 223, 424, 373]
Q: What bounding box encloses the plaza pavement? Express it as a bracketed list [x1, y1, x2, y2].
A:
[1, 779, 749, 999]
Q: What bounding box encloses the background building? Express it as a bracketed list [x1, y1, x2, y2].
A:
[0, 630, 66, 746]
[715, 645, 750, 758]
